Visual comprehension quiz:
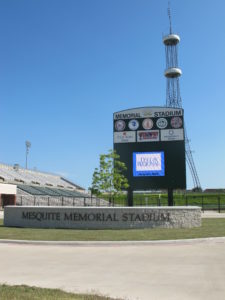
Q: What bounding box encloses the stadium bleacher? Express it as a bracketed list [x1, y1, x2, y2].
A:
[0, 162, 84, 191]
[0, 162, 108, 207]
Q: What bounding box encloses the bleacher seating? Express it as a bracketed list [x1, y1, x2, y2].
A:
[0, 162, 109, 207]
[0, 162, 84, 191]
[17, 184, 87, 198]
[17, 185, 46, 195]
[16, 186, 108, 207]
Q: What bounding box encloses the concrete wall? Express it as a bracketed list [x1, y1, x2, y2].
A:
[0, 183, 17, 195]
[4, 206, 201, 229]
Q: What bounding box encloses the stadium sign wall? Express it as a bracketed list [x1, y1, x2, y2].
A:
[4, 206, 201, 229]
[113, 107, 186, 190]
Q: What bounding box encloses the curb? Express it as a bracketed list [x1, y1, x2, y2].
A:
[0, 237, 225, 246]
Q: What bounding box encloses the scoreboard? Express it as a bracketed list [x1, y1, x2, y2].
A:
[113, 107, 186, 190]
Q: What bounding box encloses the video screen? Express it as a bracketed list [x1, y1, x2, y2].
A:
[133, 151, 165, 177]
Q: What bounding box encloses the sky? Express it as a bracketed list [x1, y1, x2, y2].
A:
[0, 0, 225, 190]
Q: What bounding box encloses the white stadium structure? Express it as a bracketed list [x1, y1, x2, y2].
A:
[0, 163, 107, 207]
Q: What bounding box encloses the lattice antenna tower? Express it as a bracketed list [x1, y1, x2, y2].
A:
[163, 2, 201, 189]
[164, 2, 182, 107]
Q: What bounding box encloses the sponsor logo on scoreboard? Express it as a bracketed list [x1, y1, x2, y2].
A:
[156, 118, 168, 129]
[142, 118, 153, 130]
[115, 120, 126, 131]
[114, 131, 136, 143]
[143, 110, 153, 117]
[161, 129, 184, 141]
[171, 117, 183, 128]
[128, 119, 139, 130]
[137, 130, 159, 142]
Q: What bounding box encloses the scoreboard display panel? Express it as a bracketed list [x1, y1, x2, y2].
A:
[133, 152, 165, 177]
[113, 107, 186, 190]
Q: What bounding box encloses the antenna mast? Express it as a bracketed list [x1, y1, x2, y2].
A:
[168, 1, 172, 34]
[163, 2, 201, 190]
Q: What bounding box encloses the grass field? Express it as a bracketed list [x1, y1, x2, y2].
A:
[0, 284, 121, 300]
[0, 219, 225, 241]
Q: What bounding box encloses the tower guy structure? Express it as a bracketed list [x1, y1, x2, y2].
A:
[163, 4, 201, 190]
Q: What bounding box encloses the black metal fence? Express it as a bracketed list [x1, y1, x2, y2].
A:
[16, 193, 225, 213]
[17, 195, 110, 207]
[102, 193, 225, 213]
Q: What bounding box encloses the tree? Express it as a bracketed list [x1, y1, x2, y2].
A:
[91, 149, 129, 200]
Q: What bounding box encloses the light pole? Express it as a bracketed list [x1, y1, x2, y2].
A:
[25, 141, 31, 169]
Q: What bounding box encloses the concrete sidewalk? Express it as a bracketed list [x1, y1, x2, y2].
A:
[201, 211, 225, 218]
[1, 208, 225, 299]
[0, 239, 225, 300]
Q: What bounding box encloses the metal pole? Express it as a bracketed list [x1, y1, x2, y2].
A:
[168, 188, 173, 206]
[127, 188, 133, 207]
[218, 196, 221, 213]
[26, 152, 28, 169]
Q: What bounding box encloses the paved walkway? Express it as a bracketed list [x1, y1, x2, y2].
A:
[0, 208, 225, 299]
[0, 239, 225, 300]
[201, 211, 225, 218]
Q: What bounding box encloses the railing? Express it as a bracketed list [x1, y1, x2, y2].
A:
[132, 194, 225, 213]
[99, 193, 225, 213]
[16, 195, 110, 207]
[15, 193, 225, 213]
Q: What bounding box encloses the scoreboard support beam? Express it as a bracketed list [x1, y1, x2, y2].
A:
[127, 188, 133, 207]
[168, 188, 174, 206]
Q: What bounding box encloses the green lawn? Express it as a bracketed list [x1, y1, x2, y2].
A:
[0, 284, 122, 300]
[0, 219, 225, 241]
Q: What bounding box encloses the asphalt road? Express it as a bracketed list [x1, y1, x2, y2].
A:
[0, 239, 225, 300]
